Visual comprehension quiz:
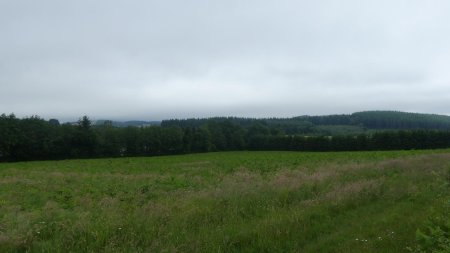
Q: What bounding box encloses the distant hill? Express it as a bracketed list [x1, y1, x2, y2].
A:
[95, 120, 160, 128]
[95, 111, 450, 131]
[161, 111, 450, 135]
[296, 111, 450, 130]
[350, 111, 450, 129]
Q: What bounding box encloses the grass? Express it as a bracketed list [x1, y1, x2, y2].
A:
[0, 150, 449, 252]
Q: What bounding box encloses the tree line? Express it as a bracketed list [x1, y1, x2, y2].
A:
[162, 111, 450, 136]
[2, 113, 450, 162]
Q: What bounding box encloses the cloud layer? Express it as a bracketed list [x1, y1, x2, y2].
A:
[1, 0, 450, 120]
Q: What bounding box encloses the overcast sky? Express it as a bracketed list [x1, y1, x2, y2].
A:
[1, 0, 450, 121]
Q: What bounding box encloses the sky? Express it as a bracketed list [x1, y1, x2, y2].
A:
[1, 0, 450, 121]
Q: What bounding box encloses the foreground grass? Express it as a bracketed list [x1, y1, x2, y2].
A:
[0, 150, 449, 252]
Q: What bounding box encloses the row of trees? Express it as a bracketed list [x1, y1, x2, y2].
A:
[0, 114, 246, 161]
[248, 131, 450, 151]
[2, 113, 450, 162]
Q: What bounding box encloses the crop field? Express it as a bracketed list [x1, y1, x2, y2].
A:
[0, 150, 449, 252]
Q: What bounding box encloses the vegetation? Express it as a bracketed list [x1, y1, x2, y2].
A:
[0, 150, 449, 252]
[409, 171, 450, 253]
[163, 110, 450, 132]
[3, 111, 450, 162]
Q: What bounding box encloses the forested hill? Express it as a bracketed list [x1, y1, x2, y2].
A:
[296, 111, 450, 129]
[350, 111, 450, 129]
[3, 111, 450, 162]
[162, 111, 450, 134]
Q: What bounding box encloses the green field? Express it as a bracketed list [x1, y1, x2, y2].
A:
[1, 150, 449, 252]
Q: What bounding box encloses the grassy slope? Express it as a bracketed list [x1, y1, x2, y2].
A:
[0, 150, 449, 252]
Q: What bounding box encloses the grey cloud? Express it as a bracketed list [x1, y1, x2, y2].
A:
[1, 0, 450, 120]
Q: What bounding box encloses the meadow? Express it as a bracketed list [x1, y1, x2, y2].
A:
[0, 150, 449, 252]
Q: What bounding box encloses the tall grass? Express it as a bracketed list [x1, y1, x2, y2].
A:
[0, 150, 449, 252]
